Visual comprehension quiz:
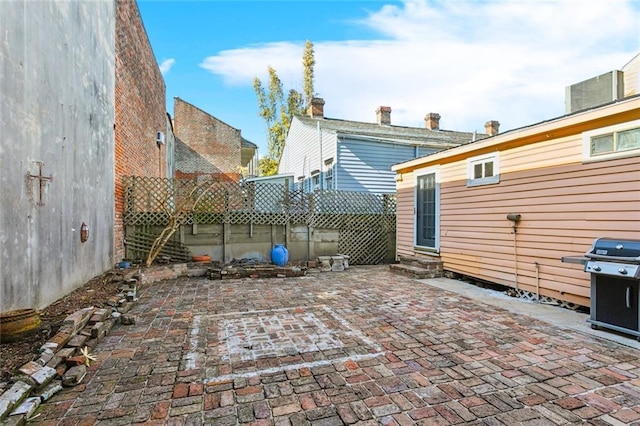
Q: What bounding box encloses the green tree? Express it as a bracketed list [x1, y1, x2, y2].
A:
[254, 40, 315, 176]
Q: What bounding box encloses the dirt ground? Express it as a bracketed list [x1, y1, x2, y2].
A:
[0, 269, 130, 383]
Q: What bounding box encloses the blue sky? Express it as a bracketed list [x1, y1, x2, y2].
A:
[138, 0, 640, 158]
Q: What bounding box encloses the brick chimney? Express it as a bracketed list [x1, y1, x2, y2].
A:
[425, 113, 441, 130]
[376, 106, 391, 125]
[485, 120, 500, 136]
[308, 97, 325, 118]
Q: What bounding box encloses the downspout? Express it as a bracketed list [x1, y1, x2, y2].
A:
[534, 261, 540, 302]
[507, 213, 521, 292]
[512, 229, 519, 291]
[317, 121, 323, 190]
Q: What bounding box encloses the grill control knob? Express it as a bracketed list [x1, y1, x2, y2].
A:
[619, 268, 628, 275]
[592, 265, 601, 272]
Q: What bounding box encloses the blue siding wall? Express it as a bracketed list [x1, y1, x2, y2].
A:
[337, 138, 433, 193]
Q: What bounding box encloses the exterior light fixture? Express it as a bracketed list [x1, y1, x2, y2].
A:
[80, 222, 89, 243]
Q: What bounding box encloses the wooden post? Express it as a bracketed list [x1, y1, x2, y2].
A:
[223, 222, 230, 263]
[308, 225, 315, 261]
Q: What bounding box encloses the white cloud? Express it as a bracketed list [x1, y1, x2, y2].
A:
[199, 0, 640, 133]
[159, 58, 175, 75]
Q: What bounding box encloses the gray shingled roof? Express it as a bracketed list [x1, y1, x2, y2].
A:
[295, 115, 487, 147]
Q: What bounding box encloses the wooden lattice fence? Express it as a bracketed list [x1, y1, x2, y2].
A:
[123, 176, 396, 265]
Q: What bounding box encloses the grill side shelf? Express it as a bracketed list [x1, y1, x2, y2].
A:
[561, 256, 588, 266]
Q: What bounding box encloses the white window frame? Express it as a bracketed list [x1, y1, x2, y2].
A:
[414, 167, 440, 253]
[582, 119, 640, 162]
[311, 170, 320, 190]
[467, 152, 500, 187]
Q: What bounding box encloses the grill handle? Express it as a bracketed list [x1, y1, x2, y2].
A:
[626, 287, 632, 309]
[585, 253, 640, 263]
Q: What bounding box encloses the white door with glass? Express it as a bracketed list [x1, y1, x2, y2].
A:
[415, 170, 439, 250]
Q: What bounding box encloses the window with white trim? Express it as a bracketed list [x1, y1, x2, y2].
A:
[467, 153, 499, 186]
[311, 170, 320, 191]
[583, 120, 640, 160]
[324, 158, 333, 188]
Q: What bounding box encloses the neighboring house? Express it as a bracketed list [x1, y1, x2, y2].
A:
[173, 97, 258, 180]
[0, 0, 168, 312]
[392, 59, 640, 309]
[279, 98, 494, 193]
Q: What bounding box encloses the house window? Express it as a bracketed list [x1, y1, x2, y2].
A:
[310, 170, 319, 190]
[585, 122, 640, 159]
[467, 153, 499, 187]
[324, 159, 333, 188]
[415, 170, 439, 250]
[583, 120, 640, 161]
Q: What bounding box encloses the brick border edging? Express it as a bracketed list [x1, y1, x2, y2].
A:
[0, 263, 160, 422]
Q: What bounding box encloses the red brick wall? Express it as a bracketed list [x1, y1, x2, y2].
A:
[173, 97, 242, 176]
[114, 0, 166, 262]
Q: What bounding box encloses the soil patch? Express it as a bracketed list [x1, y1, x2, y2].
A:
[0, 270, 128, 384]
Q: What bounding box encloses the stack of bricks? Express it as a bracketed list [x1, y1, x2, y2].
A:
[0, 281, 138, 422]
[208, 265, 306, 280]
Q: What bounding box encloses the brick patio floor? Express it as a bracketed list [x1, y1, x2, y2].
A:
[33, 265, 640, 425]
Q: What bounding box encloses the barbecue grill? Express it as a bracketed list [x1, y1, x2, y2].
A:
[582, 237, 640, 340]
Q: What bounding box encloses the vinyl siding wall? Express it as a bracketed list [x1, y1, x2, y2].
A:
[337, 138, 434, 193]
[397, 133, 640, 308]
[279, 119, 336, 188]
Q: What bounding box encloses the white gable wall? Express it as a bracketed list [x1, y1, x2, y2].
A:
[279, 117, 337, 187]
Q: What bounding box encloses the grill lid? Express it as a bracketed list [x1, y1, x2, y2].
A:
[585, 237, 640, 262]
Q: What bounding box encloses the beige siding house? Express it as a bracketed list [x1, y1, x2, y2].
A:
[392, 88, 640, 308]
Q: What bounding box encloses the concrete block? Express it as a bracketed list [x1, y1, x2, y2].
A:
[118, 302, 134, 314]
[40, 342, 60, 353]
[331, 256, 345, 272]
[89, 308, 110, 324]
[62, 365, 87, 387]
[121, 314, 136, 325]
[44, 331, 72, 352]
[104, 317, 116, 334]
[0, 381, 32, 420]
[36, 380, 63, 402]
[90, 322, 105, 338]
[45, 355, 64, 370]
[31, 366, 57, 387]
[17, 362, 41, 377]
[35, 349, 55, 366]
[63, 307, 94, 334]
[56, 347, 77, 360]
[10, 397, 40, 417]
[66, 334, 88, 348]
[318, 256, 332, 272]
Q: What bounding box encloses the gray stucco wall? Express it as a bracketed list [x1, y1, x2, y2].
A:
[0, 1, 116, 311]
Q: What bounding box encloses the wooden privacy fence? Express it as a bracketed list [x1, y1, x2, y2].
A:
[122, 176, 397, 265]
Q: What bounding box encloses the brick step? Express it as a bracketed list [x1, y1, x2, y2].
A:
[397, 255, 441, 269]
[389, 263, 440, 279]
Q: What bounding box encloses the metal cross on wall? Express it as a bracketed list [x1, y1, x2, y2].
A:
[27, 161, 53, 206]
